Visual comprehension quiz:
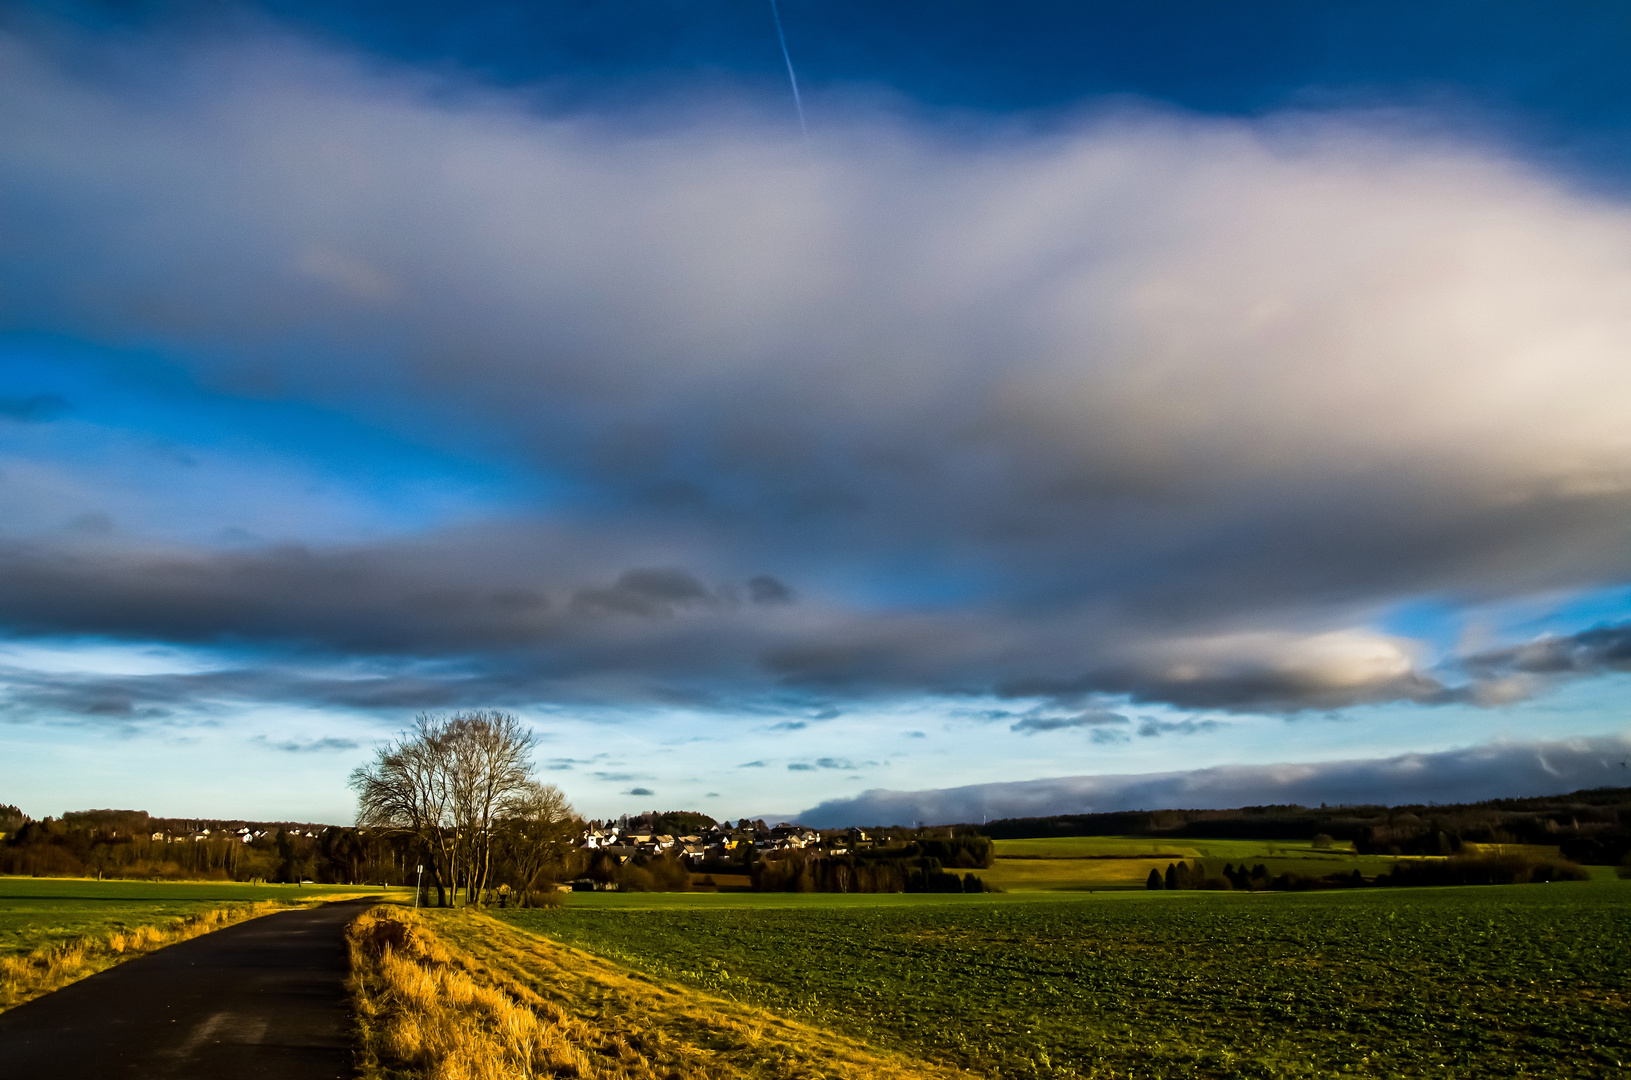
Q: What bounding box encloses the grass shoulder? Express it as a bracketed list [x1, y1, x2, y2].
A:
[0, 877, 402, 1013]
[347, 902, 967, 1079]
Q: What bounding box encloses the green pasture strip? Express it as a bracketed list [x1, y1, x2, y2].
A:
[500, 880, 1631, 1079]
[989, 835, 1399, 891]
[993, 835, 1358, 859]
[0, 877, 401, 956]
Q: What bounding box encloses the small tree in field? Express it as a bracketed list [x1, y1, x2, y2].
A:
[1146, 868, 1164, 890]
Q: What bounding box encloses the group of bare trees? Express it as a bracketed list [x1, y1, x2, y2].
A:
[350, 711, 579, 906]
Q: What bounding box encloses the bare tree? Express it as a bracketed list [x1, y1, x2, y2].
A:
[499, 781, 580, 905]
[351, 715, 456, 904]
[351, 710, 539, 906]
[446, 711, 537, 903]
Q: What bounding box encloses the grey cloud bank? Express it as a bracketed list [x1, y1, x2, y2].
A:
[796, 734, 1631, 827]
[1, 27, 1630, 724]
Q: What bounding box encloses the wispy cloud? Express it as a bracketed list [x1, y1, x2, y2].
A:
[254, 735, 360, 754]
[1010, 708, 1128, 734]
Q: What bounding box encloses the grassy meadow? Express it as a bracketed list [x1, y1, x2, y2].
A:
[496, 877, 1631, 1078]
[983, 835, 1406, 891]
[0, 876, 395, 958]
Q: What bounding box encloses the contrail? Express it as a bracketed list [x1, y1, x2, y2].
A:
[768, 0, 808, 140]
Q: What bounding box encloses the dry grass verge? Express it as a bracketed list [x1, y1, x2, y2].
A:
[347, 904, 968, 1080]
[0, 901, 288, 1013]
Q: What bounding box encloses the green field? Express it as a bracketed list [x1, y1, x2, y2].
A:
[0, 877, 398, 956]
[985, 835, 1406, 891]
[498, 879, 1631, 1078]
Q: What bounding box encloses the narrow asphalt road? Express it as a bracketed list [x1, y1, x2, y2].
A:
[0, 898, 372, 1079]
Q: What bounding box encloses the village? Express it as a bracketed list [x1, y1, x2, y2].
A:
[578, 814, 874, 867]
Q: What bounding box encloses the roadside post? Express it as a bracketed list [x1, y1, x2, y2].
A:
[415, 864, 423, 909]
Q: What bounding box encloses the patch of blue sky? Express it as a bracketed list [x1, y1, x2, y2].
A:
[1319, 675, 1631, 761]
[1381, 583, 1631, 660]
[1375, 598, 1468, 657]
[1494, 584, 1631, 639]
[0, 701, 374, 822]
[0, 638, 222, 677]
[223, 1, 1631, 186]
[0, 335, 553, 544]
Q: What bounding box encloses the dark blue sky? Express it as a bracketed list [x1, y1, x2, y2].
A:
[2, 0, 1630, 821]
[24, 1, 1631, 146]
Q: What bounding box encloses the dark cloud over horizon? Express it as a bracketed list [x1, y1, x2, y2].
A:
[796, 734, 1631, 827]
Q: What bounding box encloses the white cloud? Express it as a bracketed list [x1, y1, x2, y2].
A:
[0, 28, 1629, 715]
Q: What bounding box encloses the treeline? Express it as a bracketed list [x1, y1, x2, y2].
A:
[1146, 853, 1590, 893]
[0, 810, 421, 884]
[746, 837, 995, 893]
[566, 833, 997, 894]
[751, 849, 994, 893]
[572, 850, 694, 892]
[981, 786, 1631, 864]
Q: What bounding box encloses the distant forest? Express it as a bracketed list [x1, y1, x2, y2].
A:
[0, 807, 413, 884]
[978, 786, 1631, 864]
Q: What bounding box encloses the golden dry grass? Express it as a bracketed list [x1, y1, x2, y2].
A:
[347, 904, 970, 1080]
[0, 901, 286, 1013]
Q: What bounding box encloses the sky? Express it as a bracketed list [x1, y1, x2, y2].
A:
[2, 1, 1630, 825]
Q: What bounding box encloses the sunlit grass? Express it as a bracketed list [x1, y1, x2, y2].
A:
[0, 901, 286, 1013]
[0, 876, 401, 957]
[349, 903, 965, 1079]
[0, 877, 404, 1013]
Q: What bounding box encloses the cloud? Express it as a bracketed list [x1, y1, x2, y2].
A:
[748, 576, 795, 605]
[0, 27, 1629, 720]
[1009, 708, 1128, 734]
[1466, 620, 1631, 677]
[1136, 718, 1222, 737]
[571, 568, 716, 618]
[796, 733, 1631, 826]
[624, 787, 655, 797]
[255, 735, 360, 753]
[787, 762, 816, 771]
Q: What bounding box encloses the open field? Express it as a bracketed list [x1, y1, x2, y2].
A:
[0, 876, 399, 957]
[498, 879, 1631, 1078]
[985, 835, 1405, 891]
[350, 903, 967, 1079]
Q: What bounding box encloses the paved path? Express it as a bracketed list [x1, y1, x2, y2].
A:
[0, 898, 369, 1079]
